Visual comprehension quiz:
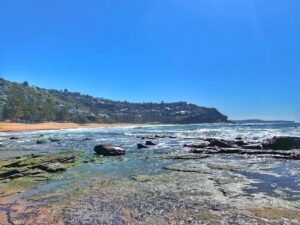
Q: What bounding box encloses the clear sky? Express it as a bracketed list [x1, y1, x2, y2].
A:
[1, 0, 299, 121]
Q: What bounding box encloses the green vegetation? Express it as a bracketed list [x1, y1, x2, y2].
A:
[0, 77, 228, 123]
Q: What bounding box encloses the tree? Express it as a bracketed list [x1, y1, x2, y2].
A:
[22, 81, 29, 87]
[56, 107, 70, 122]
[3, 84, 26, 120]
[22, 99, 39, 121]
[73, 114, 89, 124]
[39, 98, 55, 121]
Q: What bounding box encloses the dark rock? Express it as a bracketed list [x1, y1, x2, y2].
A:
[0, 169, 23, 179]
[242, 144, 263, 150]
[37, 139, 47, 144]
[184, 142, 209, 148]
[190, 148, 240, 154]
[3, 155, 76, 168]
[233, 140, 246, 146]
[263, 136, 300, 150]
[145, 141, 156, 146]
[82, 138, 92, 141]
[9, 137, 19, 140]
[160, 154, 209, 160]
[0, 152, 83, 181]
[137, 135, 176, 140]
[94, 144, 125, 156]
[0, 168, 45, 179]
[137, 136, 154, 140]
[207, 139, 233, 148]
[161, 135, 177, 139]
[49, 138, 60, 142]
[190, 147, 300, 160]
[166, 136, 177, 139]
[137, 144, 148, 149]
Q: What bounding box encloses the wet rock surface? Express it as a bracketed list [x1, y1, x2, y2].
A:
[0, 151, 83, 180]
[137, 135, 177, 140]
[185, 136, 300, 160]
[94, 144, 125, 156]
[189, 148, 300, 160]
[263, 136, 300, 150]
[36, 139, 47, 144]
[137, 143, 148, 149]
[145, 141, 156, 146]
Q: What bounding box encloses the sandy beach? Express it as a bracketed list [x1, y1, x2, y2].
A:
[0, 122, 144, 132]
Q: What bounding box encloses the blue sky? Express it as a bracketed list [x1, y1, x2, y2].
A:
[1, 0, 299, 121]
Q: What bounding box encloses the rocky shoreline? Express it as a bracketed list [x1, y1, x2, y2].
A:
[184, 136, 300, 160]
[0, 127, 299, 224]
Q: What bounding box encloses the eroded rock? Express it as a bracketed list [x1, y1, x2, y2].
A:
[242, 144, 263, 150]
[146, 141, 156, 146]
[0, 151, 83, 180]
[36, 139, 47, 144]
[263, 136, 300, 150]
[94, 145, 125, 156]
[184, 142, 209, 148]
[137, 144, 148, 149]
[190, 148, 300, 160]
[37, 162, 67, 173]
[208, 139, 233, 148]
[49, 138, 61, 143]
[137, 135, 176, 140]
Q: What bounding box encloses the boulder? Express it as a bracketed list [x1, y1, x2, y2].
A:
[145, 141, 156, 146]
[137, 144, 148, 149]
[9, 137, 19, 140]
[37, 139, 47, 144]
[94, 144, 125, 156]
[263, 136, 300, 150]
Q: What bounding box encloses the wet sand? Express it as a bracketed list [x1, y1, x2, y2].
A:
[0, 122, 145, 132]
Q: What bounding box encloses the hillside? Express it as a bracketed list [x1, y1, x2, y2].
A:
[0, 78, 227, 124]
[231, 119, 295, 124]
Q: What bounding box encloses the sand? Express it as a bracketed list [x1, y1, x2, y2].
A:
[0, 122, 144, 132]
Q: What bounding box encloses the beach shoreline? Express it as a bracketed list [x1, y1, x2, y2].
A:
[0, 122, 145, 132]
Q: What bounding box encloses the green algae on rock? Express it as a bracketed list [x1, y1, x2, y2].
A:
[0, 151, 85, 180]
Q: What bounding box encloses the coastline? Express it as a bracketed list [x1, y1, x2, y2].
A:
[0, 122, 145, 132]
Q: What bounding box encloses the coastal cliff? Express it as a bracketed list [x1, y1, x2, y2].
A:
[0, 78, 227, 124]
